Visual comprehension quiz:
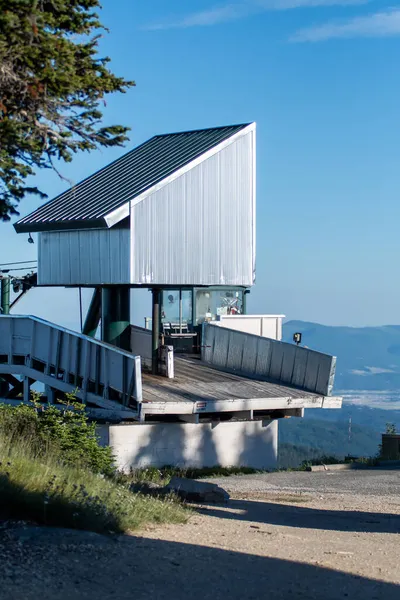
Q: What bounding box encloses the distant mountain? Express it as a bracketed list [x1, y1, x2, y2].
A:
[276, 400, 400, 468]
[283, 320, 400, 391]
[278, 416, 380, 465]
[279, 321, 400, 466]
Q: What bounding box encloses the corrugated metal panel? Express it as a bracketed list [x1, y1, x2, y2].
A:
[130, 325, 152, 370]
[38, 227, 130, 286]
[131, 127, 255, 286]
[15, 124, 250, 233]
[202, 324, 337, 397]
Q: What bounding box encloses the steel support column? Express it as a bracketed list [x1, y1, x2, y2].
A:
[83, 287, 102, 337]
[0, 277, 10, 315]
[101, 287, 131, 351]
[0, 277, 9, 394]
[152, 288, 161, 374]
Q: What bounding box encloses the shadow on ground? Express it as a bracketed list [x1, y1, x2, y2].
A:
[0, 526, 398, 600]
[195, 498, 400, 534]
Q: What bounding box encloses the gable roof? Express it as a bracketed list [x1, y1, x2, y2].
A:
[14, 123, 251, 233]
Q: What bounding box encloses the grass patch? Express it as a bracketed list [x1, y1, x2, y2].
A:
[184, 465, 260, 479]
[120, 465, 261, 486]
[0, 438, 188, 534]
[0, 399, 187, 533]
[237, 492, 312, 503]
[0, 399, 115, 476]
[268, 494, 311, 504]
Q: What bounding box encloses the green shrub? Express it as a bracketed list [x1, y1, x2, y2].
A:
[385, 423, 397, 435]
[0, 394, 114, 476]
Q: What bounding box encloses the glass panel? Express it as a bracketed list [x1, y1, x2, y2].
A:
[181, 290, 193, 325]
[161, 290, 180, 324]
[161, 290, 193, 329]
[195, 290, 212, 325]
[195, 289, 244, 324]
[220, 290, 243, 316]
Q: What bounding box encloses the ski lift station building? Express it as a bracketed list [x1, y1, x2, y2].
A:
[4, 122, 342, 470]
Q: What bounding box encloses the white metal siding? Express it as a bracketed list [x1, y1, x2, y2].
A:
[130, 128, 255, 286]
[38, 227, 130, 286]
[214, 315, 284, 340]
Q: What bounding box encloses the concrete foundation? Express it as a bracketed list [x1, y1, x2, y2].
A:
[98, 419, 278, 472]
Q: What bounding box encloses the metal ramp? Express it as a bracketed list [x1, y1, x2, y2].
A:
[141, 354, 341, 421]
[0, 315, 142, 419]
[130, 323, 341, 422]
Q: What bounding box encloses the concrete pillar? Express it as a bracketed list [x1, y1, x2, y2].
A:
[159, 345, 174, 378]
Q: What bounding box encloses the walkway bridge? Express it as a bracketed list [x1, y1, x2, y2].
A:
[0, 315, 142, 420]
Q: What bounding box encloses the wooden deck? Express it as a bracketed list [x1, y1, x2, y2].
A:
[141, 356, 341, 417]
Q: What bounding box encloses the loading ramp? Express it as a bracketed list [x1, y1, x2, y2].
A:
[0, 315, 142, 419]
[141, 354, 341, 421]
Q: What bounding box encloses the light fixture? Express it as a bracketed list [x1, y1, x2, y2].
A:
[13, 279, 22, 293]
[28, 233, 34, 244]
[293, 332, 302, 346]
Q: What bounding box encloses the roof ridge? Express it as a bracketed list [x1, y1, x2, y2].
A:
[153, 123, 252, 139]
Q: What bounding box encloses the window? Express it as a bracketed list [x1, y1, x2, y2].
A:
[161, 290, 193, 329]
[195, 289, 243, 324]
[161, 290, 180, 324]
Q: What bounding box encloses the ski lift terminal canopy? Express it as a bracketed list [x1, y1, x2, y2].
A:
[15, 123, 256, 288]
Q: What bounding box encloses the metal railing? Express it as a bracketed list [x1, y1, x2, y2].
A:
[130, 324, 152, 371]
[202, 323, 336, 396]
[0, 315, 142, 415]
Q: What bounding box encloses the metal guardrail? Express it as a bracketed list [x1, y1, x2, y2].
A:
[0, 315, 142, 414]
[201, 323, 336, 396]
[130, 324, 152, 370]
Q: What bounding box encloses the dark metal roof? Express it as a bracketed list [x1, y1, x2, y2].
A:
[14, 123, 251, 233]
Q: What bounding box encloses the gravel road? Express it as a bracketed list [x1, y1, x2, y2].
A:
[204, 466, 400, 497]
[1, 469, 399, 600]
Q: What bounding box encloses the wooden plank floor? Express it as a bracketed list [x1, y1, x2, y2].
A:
[141, 355, 319, 404]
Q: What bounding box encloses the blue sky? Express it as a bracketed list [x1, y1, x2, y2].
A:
[2, 0, 400, 328]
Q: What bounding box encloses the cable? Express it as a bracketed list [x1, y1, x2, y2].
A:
[0, 260, 37, 267]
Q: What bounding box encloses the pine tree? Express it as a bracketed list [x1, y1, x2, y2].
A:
[0, 0, 134, 220]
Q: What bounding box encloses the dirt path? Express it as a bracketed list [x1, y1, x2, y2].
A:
[1, 470, 399, 600]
